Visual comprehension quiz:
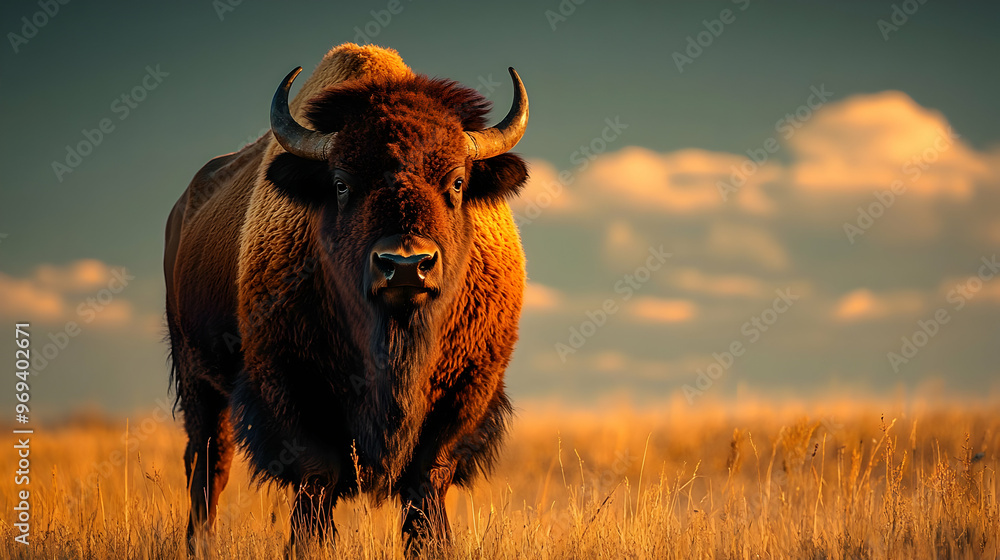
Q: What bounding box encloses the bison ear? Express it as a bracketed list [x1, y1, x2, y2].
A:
[265, 152, 333, 207]
[468, 153, 529, 204]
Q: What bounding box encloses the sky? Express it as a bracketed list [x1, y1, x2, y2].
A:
[1, 0, 999, 414]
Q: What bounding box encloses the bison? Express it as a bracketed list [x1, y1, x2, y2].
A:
[163, 43, 530, 551]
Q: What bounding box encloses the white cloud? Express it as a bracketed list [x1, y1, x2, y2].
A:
[787, 91, 993, 197]
[666, 267, 767, 298]
[584, 148, 727, 213]
[832, 288, 925, 322]
[0, 260, 151, 332]
[705, 222, 789, 271]
[0, 273, 66, 322]
[529, 349, 699, 381]
[603, 220, 651, 266]
[627, 296, 698, 324]
[523, 282, 563, 312]
[508, 158, 584, 221]
[514, 91, 1000, 230]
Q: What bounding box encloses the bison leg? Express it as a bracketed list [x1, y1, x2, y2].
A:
[400, 464, 454, 552]
[182, 383, 235, 548]
[288, 477, 338, 553]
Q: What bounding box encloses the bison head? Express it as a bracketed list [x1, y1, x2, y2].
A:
[267, 66, 527, 317]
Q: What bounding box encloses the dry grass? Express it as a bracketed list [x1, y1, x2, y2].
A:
[0, 395, 997, 559]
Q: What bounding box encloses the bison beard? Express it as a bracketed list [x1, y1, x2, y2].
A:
[356, 309, 436, 496]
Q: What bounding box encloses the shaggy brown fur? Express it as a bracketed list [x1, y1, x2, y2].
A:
[164, 43, 527, 551]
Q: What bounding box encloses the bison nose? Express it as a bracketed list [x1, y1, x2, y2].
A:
[368, 235, 443, 297]
[373, 251, 438, 287]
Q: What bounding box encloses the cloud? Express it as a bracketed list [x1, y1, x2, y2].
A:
[705, 222, 789, 271]
[35, 259, 114, 292]
[666, 267, 767, 298]
[523, 282, 563, 312]
[982, 220, 1000, 246]
[787, 91, 992, 197]
[0, 274, 66, 322]
[508, 158, 583, 221]
[514, 91, 999, 228]
[529, 349, 698, 381]
[0, 260, 147, 331]
[584, 351, 698, 380]
[935, 272, 1000, 306]
[579, 147, 784, 214]
[970, 280, 1000, 305]
[603, 220, 652, 266]
[584, 148, 728, 213]
[513, 147, 783, 219]
[627, 296, 698, 324]
[506, 89, 1000, 397]
[832, 288, 925, 322]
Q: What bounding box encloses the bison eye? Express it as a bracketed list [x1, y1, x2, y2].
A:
[452, 177, 464, 192]
[335, 179, 349, 196]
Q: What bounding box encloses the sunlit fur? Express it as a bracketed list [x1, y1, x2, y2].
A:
[165, 43, 528, 547]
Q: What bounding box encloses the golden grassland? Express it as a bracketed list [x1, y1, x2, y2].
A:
[0, 395, 997, 559]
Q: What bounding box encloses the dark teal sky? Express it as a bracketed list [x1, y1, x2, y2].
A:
[2, 1, 999, 413]
[2, 1, 999, 272]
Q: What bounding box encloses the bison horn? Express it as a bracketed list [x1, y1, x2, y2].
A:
[465, 67, 529, 160]
[270, 67, 336, 161]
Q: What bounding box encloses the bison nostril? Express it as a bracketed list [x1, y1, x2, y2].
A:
[369, 235, 442, 293]
[374, 253, 396, 281]
[374, 251, 437, 286]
